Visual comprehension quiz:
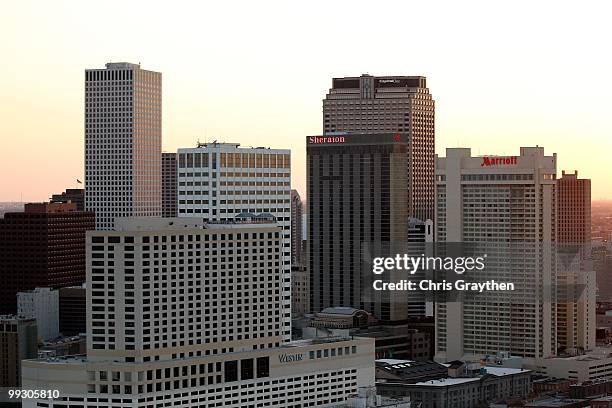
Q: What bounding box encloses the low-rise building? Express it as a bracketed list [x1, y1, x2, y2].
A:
[379, 366, 532, 408]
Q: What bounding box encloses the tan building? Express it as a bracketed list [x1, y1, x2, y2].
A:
[0, 316, 37, 387]
[85, 63, 162, 230]
[323, 74, 435, 222]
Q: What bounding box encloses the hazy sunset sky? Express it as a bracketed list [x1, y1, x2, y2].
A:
[1, 1, 611, 201]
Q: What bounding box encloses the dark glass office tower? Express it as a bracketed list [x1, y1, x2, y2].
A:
[308, 133, 426, 322]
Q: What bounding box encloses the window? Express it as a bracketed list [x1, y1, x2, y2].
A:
[224, 360, 238, 382]
[241, 359, 254, 380]
[256, 357, 269, 378]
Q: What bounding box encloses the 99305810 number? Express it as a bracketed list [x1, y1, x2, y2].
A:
[8, 389, 60, 399]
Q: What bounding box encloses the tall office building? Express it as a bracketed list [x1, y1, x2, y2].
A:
[434, 147, 557, 362]
[0, 202, 95, 314]
[176, 142, 292, 341]
[22, 217, 375, 408]
[17, 287, 60, 341]
[307, 133, 430, 322]
[85, 62, 162, 230]
[556, 170, 595, 351]
[162, 152, 178, 217]
[323, 74, 435, 222]
[291, 189, 304, 266]
[0, 316, 37, 387]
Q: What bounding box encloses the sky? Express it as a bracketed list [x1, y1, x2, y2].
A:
[1, 0, 611, 201]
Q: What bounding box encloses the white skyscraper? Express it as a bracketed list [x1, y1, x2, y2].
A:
[435, 147, 557, 363]
[85, 62, 162, 230]
[21, 217, 375, 407]
[176, 142, 292, 341]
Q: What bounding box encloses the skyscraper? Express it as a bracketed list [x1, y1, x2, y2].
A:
[291, 189, 303, 266]
[85, 62, 162, 230]
[556, 170, 595, 351]
[162, 152, 177, 217]
[0, 202, 94, 314]
[434, 147, 557, 362]
[307, 133, 428, 322]
[323, 74, 435, 222]
[557, 171, 591, 244]
[21, 217, 375, 407]
[176, 142, 292, 340]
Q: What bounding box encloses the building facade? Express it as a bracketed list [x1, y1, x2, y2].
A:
[59, 286, 87, 336]
[307, 133, 430, 322]
[176, 142, 292, 341]
[434, 147, 557, 362]
[162, 152, 177, 217]
[21, 217, 375, 408]
[85, 62, 162, 230]
[50, 188, 85, 211]
[17, 287, 59, 341]
[0, 202, 95, 315]
[556, 170, 595, 352]
[379, 366, 532, 408]
[322, 74, 435, 222]
[291, 189, 304, 266]
[0, 316, 37, 387]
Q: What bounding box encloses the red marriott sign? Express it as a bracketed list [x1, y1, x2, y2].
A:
[481, 156, 517, 166]
[309, 136, 345, 144]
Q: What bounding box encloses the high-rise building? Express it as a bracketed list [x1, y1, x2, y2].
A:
[0, 202, 95, 314]
[0, 316, 37, 387]
[50, 188, 85, 211]
[434, 147, 557, 362]
[162, 152, 178, 217]
[85, 62, 162, 230]
[17, 287, 59, 341]
[176, 142, 292, 341]
[58, 286, 86, 336]
[556, 170, 595, 352]
[307, 133, 431, 322]
[291, 189, 304, 266]
[322, 74, 435, 222]
[557, 171, 591, 244]
[21, 217, 375, 408]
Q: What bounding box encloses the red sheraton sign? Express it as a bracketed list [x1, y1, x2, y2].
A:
[481, 156, 517, 166]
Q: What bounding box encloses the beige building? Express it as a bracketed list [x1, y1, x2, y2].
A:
[22, 217, 374, 407]
[435, 147, 557, 362]
[323, 74, 435, 222]
[85, 63, 162, 230]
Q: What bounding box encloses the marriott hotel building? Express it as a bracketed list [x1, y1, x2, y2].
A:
[434, 147, 557, 363]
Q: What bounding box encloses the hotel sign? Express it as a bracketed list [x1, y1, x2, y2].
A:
[481, 156, 517, 167]
[278, 353, 304, 363]
[308, 136, 346, 144]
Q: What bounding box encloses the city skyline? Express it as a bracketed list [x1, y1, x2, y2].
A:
[1, 1, 612, 202]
